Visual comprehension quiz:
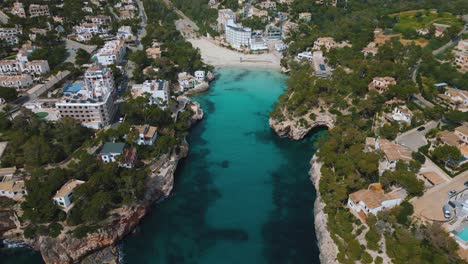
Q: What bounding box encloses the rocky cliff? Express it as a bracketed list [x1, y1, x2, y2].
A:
[26, 145, 189, 264]
[1, 108, 203, 264]
[309, 155, 339, 264]
[269, 110, 335, 140]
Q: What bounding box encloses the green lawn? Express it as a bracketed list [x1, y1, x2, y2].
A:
[35, 112, 49, 119]
[391, 10, 464, 32]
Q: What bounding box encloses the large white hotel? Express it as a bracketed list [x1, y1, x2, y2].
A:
[225, 19, 251, 49]
[56, 65, 116, 129]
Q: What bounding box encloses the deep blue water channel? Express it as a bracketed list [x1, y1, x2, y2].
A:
[0, 68, 323, 264]
[123, 68, 323, 263]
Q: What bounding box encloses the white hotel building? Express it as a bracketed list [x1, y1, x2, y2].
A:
[94, 39, 126, 66]
[56, 66, 116, 129]
[225, 19, 251, 49]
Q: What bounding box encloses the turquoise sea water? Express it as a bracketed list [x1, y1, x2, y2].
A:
[123, 68, 323, 263]
[0, 68, 324, 263]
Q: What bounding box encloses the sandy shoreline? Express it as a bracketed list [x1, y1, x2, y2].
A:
[188, 38, 282, 70]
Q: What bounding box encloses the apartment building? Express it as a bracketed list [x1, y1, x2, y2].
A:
[225, 19, 251, 49]
[12, 1, 26, 18]
[131, 79, 170, 106]
[29, 4, 50, 17]
[0, 50, 50, 75]
[299, 12, 312, 22]
[0, 74, 33, 89]
[455, 49, 467, 72]
[85, 15, 112, 26]
[259, 1, 276, 9]
[0, 27, 21, 45]
[84, 64, 114, 89]
[117, 26, 133, 39]
[74, 23, 101, 34]
[94, 39, 126, 66]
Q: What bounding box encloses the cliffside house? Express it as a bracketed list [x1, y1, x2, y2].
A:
[133, 125, 158, 146]
[0, 179, 27, 200]
[100, 142, 137, 168]
[53, 179, 85, 210]
[347, 183, 404, 221]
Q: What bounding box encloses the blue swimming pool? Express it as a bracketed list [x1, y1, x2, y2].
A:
[457, 228, 468, 241]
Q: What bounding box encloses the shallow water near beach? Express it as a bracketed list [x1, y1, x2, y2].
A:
[0, 68, 324, 264]
[123, 68, 323, 263]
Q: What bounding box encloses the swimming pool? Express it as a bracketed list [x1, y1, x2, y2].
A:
[457, 227, 468, 241]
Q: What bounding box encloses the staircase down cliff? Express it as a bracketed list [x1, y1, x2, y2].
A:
[269, 110, 335, 140]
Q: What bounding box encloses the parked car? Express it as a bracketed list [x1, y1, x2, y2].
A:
[444, 205, 452, 219]
[417, 126, 425, 131]
[464, 181, 468, 187]
[448, 189, 457, 196]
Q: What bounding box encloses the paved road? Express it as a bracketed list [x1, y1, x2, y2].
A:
[432, 24, 468, 56]
[396, 120, 438, 151]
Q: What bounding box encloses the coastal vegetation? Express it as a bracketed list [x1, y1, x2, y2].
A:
[271, 0, 468, 262]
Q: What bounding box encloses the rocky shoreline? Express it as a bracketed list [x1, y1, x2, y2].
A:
[269, 110, 335, 140]
[309, 155, 339, 264]
[0, 103, 204, 264]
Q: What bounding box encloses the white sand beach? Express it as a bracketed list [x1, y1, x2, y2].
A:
[188, 38, 282, 69]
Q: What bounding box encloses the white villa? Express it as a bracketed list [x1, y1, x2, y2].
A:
[100, 142, 137, 168]
[348, 183, 404, 221]
[52, 179, 85, 209]
[389, 107, 412, 124]
[133, 125, 158, 145]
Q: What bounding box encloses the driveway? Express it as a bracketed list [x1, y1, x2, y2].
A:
[396, 120, 439, 151]
[412, 170, 468, 222]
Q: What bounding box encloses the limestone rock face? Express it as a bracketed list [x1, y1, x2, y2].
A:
[309, 155, 339, 264]
[269, 111, 335, 140]
[190, 101, 204, 124]
[19, 146, 189, 264]
[0, 211, 16, 236]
